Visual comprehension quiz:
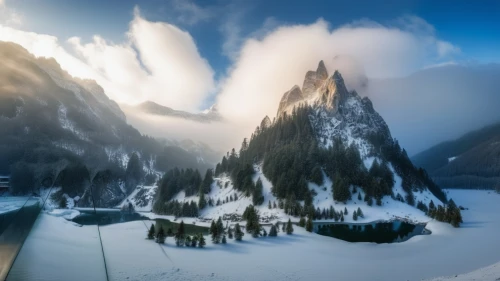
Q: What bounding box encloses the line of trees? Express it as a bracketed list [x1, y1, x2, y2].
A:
[146, 221, 206, 248]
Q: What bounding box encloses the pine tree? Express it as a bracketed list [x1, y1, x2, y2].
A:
[175, 221, 186, 246]
[353, 211, 358, 221]
[273, 201, 277, 209]
[200, 169, 213, 194]
[210, 220, 218, 242]
[311, 165, 324, 185]
[198, 233, 206, 248]
[340, 213, 344, 222]
[198, 189, 207, 209]
[156, 225, 166, 244]
[286, 219, 294, 235]
[306, 216, 313, 232]
[358, 193, 362, 201]
[216, 217, 225, 243]
[268, 200, 272, 209]
[357, 207, 364, 218]
[222, 235, 227, 244]
[253, 178, 265, 205]
[147, 224, 155, 240]
[299, 216, 306, 227]
[282, 221, 286, 232]
[191, 235, 198, 247]
[234, 223, 244, 241]
[269, 225, 278, 237]
[344, 207, 348, 215]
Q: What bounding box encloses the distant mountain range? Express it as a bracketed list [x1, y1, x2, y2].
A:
[122, 100, 223, 123]
[412, 122, 500, 189]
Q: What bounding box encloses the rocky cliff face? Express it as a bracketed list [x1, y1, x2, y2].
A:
[302, 60, 329, 98]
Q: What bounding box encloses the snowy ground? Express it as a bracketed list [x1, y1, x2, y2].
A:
[7, 189, 500, 281]
[7, 214, 107, 281]
[0, 197, 32, 214]
[424, 261, 500, 281]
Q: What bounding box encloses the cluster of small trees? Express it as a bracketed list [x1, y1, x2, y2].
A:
[155, 168, 215, 213]
[427, 199, 463, 227]
[352, 207, 364, 221]
[153, 200, 199, 217]
[146, 221, 206, 248]
[203, 193, 239, 208]
[209, 217, 245, 242]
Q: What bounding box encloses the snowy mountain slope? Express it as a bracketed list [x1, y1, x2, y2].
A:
[165, 163, 442, 223]
[0, 42, 213, 207]
[119, 185, 157, 212]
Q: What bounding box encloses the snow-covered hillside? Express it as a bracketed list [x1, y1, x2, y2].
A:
[157, 162, 442, 224]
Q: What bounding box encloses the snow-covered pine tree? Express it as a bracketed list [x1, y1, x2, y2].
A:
[286, 219, 294, 234]
[156, 225, 166, 244]
[216, 217, 225, 243]
[191, 235, 198, 247]
[234, 223, 244, 241]
[269, 225, 278, 237]
[147, 224, 155, 240]
[198, 233, 206, 248]
[357, 207, 364, 218]
[175, 221, 186, 246]
[306, 216, 313, 232]
[299, 216, 306, 227]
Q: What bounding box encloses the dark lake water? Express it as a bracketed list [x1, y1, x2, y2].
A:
[72, 209, 150, 225]
[314, 220, 429, 243]
[71, 210, 209, 235]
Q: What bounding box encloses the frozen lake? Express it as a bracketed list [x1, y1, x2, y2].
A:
[5, 189, 500, 281]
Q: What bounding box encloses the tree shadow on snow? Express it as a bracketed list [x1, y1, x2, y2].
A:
[459, 221, 488, 228]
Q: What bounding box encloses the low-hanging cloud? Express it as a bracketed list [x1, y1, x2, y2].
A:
[215, 16, 460, 144]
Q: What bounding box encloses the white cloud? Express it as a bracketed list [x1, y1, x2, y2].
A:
[0, 8, 215, 112]
[0, 0, 23, 27]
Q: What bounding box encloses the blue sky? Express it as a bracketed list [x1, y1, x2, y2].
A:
[7, 0, 500, 76]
